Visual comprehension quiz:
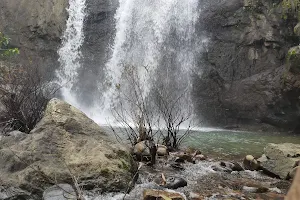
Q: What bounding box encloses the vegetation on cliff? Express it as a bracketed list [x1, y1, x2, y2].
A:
[0, 33, 58, 133]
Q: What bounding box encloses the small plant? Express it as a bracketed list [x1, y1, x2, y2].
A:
[0, 32, 59, 133]
[0, 32, 19, 58]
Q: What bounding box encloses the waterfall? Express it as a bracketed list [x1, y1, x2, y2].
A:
[97, 0, 201, 124]
[56, 0, 87, 108]
[56, 0, 203, 125]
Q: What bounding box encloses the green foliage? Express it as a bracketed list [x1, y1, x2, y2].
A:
[0, 32, 19, 58]
[281, 0, 300, 20]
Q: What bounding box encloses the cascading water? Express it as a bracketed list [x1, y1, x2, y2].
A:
[56, 0, 87, 108]
[86, 0, 202, 124]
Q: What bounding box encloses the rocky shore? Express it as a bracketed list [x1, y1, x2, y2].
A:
[0, 99, 299, 200]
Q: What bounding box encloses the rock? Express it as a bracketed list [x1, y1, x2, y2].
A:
[231, 162, 244, 171]
[269, 187, 282, 194]
[287, 46, 300, 74]
[189, 192, 201, 200]
[212, 165, 232, 173]
[193, 0, 300, 131]
[174, 157, 185, 163]
[257, 154, 268, 163]
[288, 166, 300, 180]
[259, 143, 300, 179]
[172, 152, 194, 163]
[43, 184, 76, 200]
[0, 0, 69, 73]
[193, 154, 207, 161]
[294, 23, 300, 37]
[0, 99, 136, 197]
[242, 186, 257, 193]
[242, 186, 268, 193]
[156, 145, 168, 156]
[143, 189, 185, 200]
[0, 186, 33, 200]
[243, 155, 260, 171]
[6, 130, 26, 137]
[216, 161, 244, 173]
[170, 162, 185, 171]
[164, 177, 187, 189]
[184, 148, 201, 155]
[134, 141, 151, 157]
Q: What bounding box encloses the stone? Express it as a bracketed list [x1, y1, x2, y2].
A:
[6, 130, 26, 137]
[259, 143, 300, 179]
[242, 186, 268, 193]
[288, 166, 300, 180]
[164, 177, 187, 189]
[43, 184, 76, 200]
[156, 144, 168, 156]
[242, 186, 257, 193]
[189, 192, 201, 200]
[170, 163, 185, 171]
[0, 186, 33, 200]
[287, 46, 300, 74]
[243, 155, 260, 171]
[134, 141, 151, 157]
[0, 99, 136, 196]
[269, 187, 282, 194]
[257, 154, 268, 163]
[212, 165, 232, 173]
[294, 23, 300, 36]
[143, 189, 185, 200]
[231, 162, 244, 171]
[175, 157, 185, 163]
[215, 161, 244, 173]
[193, 154, 206, 161]
[172, 152, 194, 163]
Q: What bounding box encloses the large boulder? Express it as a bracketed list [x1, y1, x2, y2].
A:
[0, 99, 136, 197]
[143, 189, 185, 200]
[259, 143, 300, 179]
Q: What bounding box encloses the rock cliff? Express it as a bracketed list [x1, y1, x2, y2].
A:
[1, 0, 299, 131]
[0, 0, 68, 71]
[193, 0, 300, 131]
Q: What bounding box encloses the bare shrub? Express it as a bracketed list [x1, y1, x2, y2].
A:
[0, 62, 59, 133]
[110, 64, 193, 153]
[153, 84, 192, 150]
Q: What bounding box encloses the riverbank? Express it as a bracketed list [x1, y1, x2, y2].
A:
[0, 99, 298, 200]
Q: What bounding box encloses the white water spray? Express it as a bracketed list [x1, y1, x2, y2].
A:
[56, 0, 87, 108]
[87, 0, 201, 124]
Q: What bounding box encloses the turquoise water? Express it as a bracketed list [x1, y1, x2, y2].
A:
[183, 128, 300, 160]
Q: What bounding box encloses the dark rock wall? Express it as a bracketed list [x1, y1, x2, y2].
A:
[193, 0, 300, 131]
[77, 0, 118, 105]
[0, 0, 68, 74]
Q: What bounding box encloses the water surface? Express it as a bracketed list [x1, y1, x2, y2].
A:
[183, 129, 300, 159]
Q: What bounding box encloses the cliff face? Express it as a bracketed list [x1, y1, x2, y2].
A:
[1, 0, 299, 131]
[193, 0, 300, 131]
[0, 0, 68, 71]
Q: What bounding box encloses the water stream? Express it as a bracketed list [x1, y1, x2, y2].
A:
[56, 0, 87, 108]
